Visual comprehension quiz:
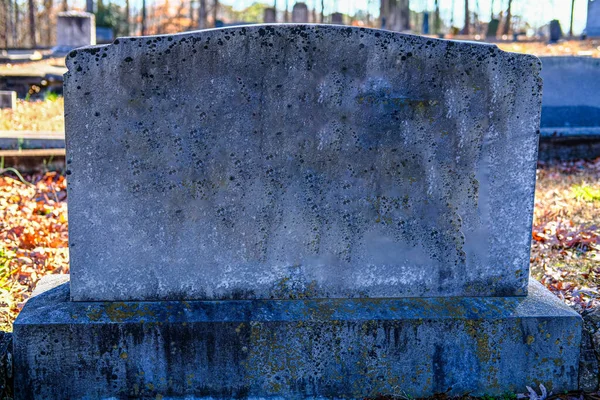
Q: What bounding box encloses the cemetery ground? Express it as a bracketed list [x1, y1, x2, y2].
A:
[0, 156, 597, 332]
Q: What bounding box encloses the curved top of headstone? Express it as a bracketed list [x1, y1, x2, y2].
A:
[65, 25, 542, 301]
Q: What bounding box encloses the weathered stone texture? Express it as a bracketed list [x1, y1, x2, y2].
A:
[0, 331, 12, 399]
[579, 307, 600, 391]
[13, 279, 582, 399]
[65, 25, 542, 301]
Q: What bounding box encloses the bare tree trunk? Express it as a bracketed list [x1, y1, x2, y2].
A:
[85, 0, 92, 12]
[198, 0, 206, 28]
[211, 0, 217, 27]
[44, 0, 52, 46]
[62, 0, 67, 11]
[490, 0, 494, 19]
[2, 0, 8, 48]
[124, 0, 129, 35]
[569, 0, 575, 37]
[434, 0, 440, 34]
[320, 0, 323, 22]
[461, 0, 469, 34]
[141, 0, 146, 35]
[188, 0, 194, 28]
[502, 0, 511, 35]
[12, 0, 18, 46]
[28, 0, 36, 47]
[284, 0, 288, 22]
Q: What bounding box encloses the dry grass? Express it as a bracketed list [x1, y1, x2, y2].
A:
[496, 39, 600, 57]
[0, 98, 64, 132]
[531, 158, 600, 312]
[0, 171, 68, 331]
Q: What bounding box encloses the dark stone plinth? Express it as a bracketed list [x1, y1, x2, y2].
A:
[0, 331, 12, 399]
[13, 280, 581, 399]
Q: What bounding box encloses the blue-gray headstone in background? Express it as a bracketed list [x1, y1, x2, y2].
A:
[292, 2, 309, 23]
[65, 25, 541, 302]
[586, 0, 600, 37]
[549, 19, 563, 42]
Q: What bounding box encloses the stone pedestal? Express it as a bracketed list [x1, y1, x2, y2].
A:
[14, 278, 581, 398]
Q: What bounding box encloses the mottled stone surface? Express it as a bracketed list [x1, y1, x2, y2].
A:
[0, 331, 12, 399]
[13, 279, 581, 399]
[65, 25, 542, 301]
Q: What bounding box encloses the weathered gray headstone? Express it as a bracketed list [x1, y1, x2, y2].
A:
[292, 2, 309, 23]
[0, 91, 16, 109]
[56, 11, 96, 50]
[13, 25, 583, 399]
[66, 25, 539, 302]
[586, 0, 600, 37]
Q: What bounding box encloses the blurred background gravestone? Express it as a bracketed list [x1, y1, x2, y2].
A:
[586, 0, 600, 36]
[53, 11, 96, 55]
[331, 12, 343, 24]
[11, 25, 583, 399]
[0, 91, 17, 109]
[487, 18, 500, 38]
[550, 19, 563, 42]
[292, 3, 309, 23]
[263, 7, 276, 23]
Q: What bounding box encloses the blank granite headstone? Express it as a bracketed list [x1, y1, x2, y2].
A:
[0, 91, 16, 109]
[66, 25, 539, 302]
[13, 25, 582, 399]
[292, 3, 309, 23]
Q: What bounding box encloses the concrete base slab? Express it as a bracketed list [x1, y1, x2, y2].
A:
[13, 279, 581, 399]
